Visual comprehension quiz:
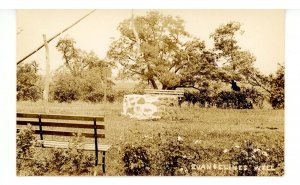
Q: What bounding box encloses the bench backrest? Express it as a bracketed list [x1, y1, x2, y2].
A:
[144, 89, 184, 97]
[16, 113, 105, 140]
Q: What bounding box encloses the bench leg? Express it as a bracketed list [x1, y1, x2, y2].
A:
[95, 150, 98, 166]
[102, 151, 106, 173]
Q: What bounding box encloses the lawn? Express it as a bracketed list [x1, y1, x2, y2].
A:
[16, 101, 284, 176]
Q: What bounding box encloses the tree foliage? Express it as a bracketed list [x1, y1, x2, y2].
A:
[108, 11, 213, 89]
[17, 61, 42, 101]
[52, 37, 114, 103]
[56, 37, 108, 76]
[269, 64, 284, 109]
[51, 66, 114, 103]
[210, 22, 258, 83]
[108, 13, 274, 94]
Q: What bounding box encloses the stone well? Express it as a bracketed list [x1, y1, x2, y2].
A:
[122, 94, 178, 120]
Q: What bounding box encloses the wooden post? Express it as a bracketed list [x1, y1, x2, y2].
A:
[103, 66, 107, 108]
[18, 10, 96, 65]
[43, 34, 50, 113]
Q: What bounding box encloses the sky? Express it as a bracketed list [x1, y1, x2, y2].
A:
[16, 9, 285, 76]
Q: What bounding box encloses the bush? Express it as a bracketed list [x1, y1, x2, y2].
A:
[229, 141, 268, 176]
[84, 91, 104, 103]
[16, 125, 95, 176]
[45, 145, 94, 175]
[51, 68, 116, 103]
[183, 89, 212, 107]
[225, 140, 283, 176]
[106, 93, 115, 103]
[122, 132, 203, 176]
[243, 87, 265, 108]
[154, 134, 202, 176]
[270, 93, 284, 109]
[52, 72, 82, 103]
[122, 133, 284, 176]
[123, 144, 151, 176]
[16, 124, 36, 160]
[215, 91, 253, 109]
[183, 87, 264, 109]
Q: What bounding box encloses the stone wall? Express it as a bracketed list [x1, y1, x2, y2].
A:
[122, 94, 178, 120]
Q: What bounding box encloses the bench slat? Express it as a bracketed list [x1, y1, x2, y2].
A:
[41, 114, 104, 122]
[17, 120, 105, 129]
[147, 92, 183, 94]
[40, 140, 110, 151]
[144, 89, 184, 96]
[17, 113, 104, 122]
[37, 130, 105, 138]
[145, 91, 184, 94]
[145, 89, 184, 92]
[17, 129, 105, 138]
[17, 113, 40, 118]
[84, 144, 111, 151]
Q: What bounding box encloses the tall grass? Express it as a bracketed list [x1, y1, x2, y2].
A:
[17, 101, 284, 176]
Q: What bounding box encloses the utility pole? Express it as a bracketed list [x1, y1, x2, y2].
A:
[43, 34, 50, 113]
[17, 9, 96, 65]
[103, 66, 107, 107]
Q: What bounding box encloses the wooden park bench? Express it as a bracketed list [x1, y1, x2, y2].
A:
[16, 112, 110, 173]
[144, 89, 184, 98]
[144, 89, 185, 106]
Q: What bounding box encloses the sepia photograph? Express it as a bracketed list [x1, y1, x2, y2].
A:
[16, 9, 284, 176]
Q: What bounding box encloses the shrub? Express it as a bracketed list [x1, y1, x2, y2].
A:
[215, 91, 253, 109]
[264, 145, 284, 176]
[52, 72, 82, 103]
[113, 90, 127, 102]
[122, 133, 284, 176]
[243, 87, 265, 108]
[270, 93, 284, 109]
[16, 125, 95, 176]
[183, 89, 212, 107]
[51, 68, 116, 103]
[84, 91, 104, 103]
[123, 144, 151, 176]
[229, 141, 269, 176]
[154, 134, 202, 176]
[45, 145, 94, 175]
[106, 93, 115, 103]
[16, 124, 36, 161]
[122, 132, 203, 176]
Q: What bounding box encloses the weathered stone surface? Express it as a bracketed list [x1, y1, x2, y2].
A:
[137, 98, 145, 104]
[122, 94, 178, 120]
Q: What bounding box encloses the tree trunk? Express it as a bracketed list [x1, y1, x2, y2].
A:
[43, 34, 50, 113]
[149, 78, 158, 89]
[162, 84, 168, 90]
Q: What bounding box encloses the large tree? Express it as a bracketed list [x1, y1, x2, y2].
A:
[210, 22, 250, 82]
[108, 11, 204, 89]
[210, 22, 272, 93]
[56, 37, 108, 77]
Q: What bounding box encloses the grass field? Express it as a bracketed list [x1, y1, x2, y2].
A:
[17, 101, 284, 176]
